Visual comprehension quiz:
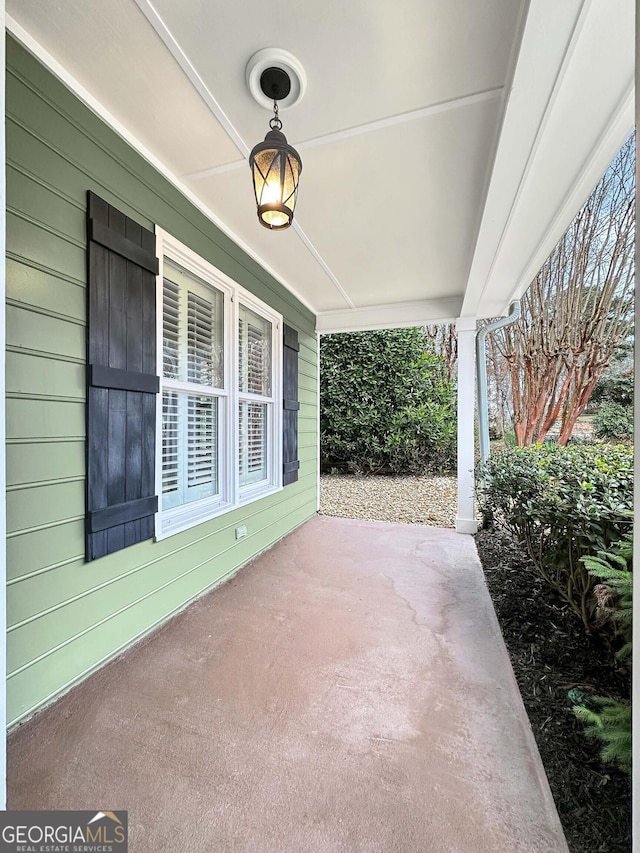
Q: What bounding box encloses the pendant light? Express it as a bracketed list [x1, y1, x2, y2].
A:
[249, 67, 302, 231]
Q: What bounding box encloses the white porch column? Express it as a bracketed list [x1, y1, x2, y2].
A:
[455, 318, 477, 534]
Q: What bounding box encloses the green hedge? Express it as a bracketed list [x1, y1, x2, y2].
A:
[478, 443, 633, 631]
[320, 329, 456, 473]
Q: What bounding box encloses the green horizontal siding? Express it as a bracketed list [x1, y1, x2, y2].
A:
[6, 304, 84, 361]
[7, 480, 85, 536]
[7, 440, 85, 488]
[6, 258, 86, 321]
[7, 399, 85, 441]
[6, 35, 318, 727]
[8, 520, 85, 582]
[7, 352, 85, 399]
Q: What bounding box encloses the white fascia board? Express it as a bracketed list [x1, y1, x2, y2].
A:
[316, 297, 462, 335]
[5, 16, 317, 319]
[503, 85, 634, 306]
[462, 0, 635, 320]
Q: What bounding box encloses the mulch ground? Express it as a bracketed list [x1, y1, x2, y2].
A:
[475, 527, 631, 853]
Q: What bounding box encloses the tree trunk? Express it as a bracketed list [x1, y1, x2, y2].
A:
[495, 134, 635, 446]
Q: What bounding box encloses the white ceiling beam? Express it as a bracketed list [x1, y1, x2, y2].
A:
[132, 0, 248, 157]
[316, 297, 462, 335]
[182, 86, 504, 182]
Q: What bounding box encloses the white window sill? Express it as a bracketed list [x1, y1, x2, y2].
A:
[155, 483, 282, 540]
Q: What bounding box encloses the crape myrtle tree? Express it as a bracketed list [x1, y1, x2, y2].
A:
[428, 134, 635, 446]
[499, 133, 635, 446]
[320, 327, 456, 474]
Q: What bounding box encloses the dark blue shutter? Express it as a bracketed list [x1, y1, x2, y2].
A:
[86, 191, 159, 561]
[282, 324, 300, 486]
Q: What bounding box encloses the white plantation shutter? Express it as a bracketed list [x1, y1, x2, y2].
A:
[163, 280, 180, 380]
[188, 292, 217, 386]
[239, 306, 271, 395]
[239, 402, 267, 486]
[238, 305, 273, 489]
[161, 260, 223, 511]
[162, 391, 180, 503]
[187, 396, 217, 494]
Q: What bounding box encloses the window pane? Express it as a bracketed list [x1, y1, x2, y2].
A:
[187, 395, 218, 497]
[239, 401, 268, 486]
[163, 259, 224, 387]
[239, 305, 271, 396]
[162, 391, 180, 509]
[162, 391, 219, 509]
[162, 280, 180, 380]
[188, 291, 219, 386]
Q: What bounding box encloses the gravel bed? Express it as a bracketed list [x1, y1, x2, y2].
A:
[319, 473, 458, 528]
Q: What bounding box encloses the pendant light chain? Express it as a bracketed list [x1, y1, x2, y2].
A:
[269, 99, 283, 131]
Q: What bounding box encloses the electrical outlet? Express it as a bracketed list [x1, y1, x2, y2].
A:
[235, 525, 248, 540]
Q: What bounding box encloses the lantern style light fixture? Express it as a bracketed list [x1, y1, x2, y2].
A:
[249, 66, 302, 231]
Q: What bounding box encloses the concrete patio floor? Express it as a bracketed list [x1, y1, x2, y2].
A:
[8, 515, 568, 852]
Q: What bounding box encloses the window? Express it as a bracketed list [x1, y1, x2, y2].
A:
[156, 231, 282, 537]
[85, 195, 298, 561]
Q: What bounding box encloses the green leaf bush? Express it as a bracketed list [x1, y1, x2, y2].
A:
[320, 329, 456, 474]
[592, 402, 633, 442]
[478, 443, 633, 631]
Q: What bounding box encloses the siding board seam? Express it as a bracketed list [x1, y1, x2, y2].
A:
[7, 436, 84, 445]
[8, 514, 85, 538]
[299, 360, 318, 368]
[7, 475, 84, 492]
[8, 551, 226, 636]
[8, 207, 85, 251]
[6, 253, 86, 288]
[7, 160, 85, 211]
[8, 553, 85, 585]
[298, 366, 318, 379]
[7, 394, 84, 404]
[7, 300, 86, 327]
[7, 346, 85, 365]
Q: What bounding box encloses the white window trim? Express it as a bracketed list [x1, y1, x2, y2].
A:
[154, 229, 283, 539]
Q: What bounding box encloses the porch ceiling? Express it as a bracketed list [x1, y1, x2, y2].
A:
[7, 0, 634, 332]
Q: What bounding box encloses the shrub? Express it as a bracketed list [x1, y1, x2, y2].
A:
[571, 535, 632, 775]
[591, 368, 633, 407]
[385, 401, 456, 473]
[320, 329, 456, 473]
[478, 443, 633, 631]
[582, 533, 632, 659]
[593, 402, 633, 442]
[572, 696, 631, 774]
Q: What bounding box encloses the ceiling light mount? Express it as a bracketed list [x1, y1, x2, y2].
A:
[259, 66, 291, 102]
[246, 48, 306, 111]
